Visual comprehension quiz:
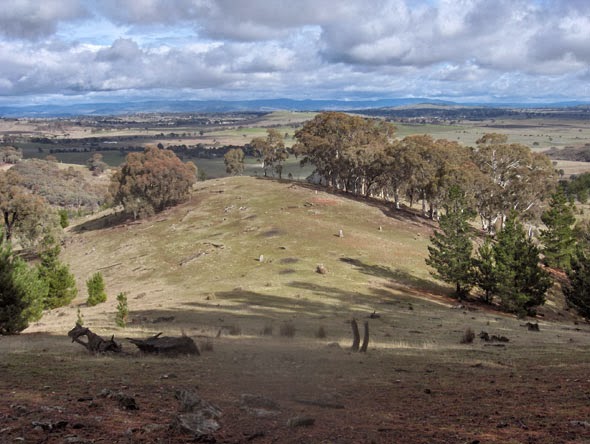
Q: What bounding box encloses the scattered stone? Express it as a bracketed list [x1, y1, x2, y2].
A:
[173, 390, 222, 439]
[32, 420, 68, 431]
[240, 394, 279, 410]
[118, 395, 138, 410]
[526, 322, 540, 331]
[287, 416, 315, 428]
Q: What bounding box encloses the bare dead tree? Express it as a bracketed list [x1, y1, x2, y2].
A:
[68, 323, 121, 353]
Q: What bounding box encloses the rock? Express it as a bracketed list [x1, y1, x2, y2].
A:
[287, 416, 315, 427]
[173, 390, 222, 438]
[240, 394, 279, 410]
[118, 395, 138, 410]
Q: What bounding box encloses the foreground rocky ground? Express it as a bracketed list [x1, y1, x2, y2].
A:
[1, 319, 589, 444]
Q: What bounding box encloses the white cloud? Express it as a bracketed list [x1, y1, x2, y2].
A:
[0, 0, 589, 103]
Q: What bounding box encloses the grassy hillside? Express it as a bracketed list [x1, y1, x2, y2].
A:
[5, 176, 590, 443]
[29, 176, 445, 336]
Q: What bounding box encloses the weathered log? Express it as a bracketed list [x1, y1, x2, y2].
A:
[360, 320, 369, 353]
[127, 332, 200, 355]
[68, 323, 121, 353]
[350, 319, 360, 352]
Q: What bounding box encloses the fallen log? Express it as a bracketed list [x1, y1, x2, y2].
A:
[127, 332, 200, 355]
[68, 323, 122, 353]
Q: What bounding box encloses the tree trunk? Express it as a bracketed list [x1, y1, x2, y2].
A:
[350, 319, 360, 352]
[360, 321, 369, 353]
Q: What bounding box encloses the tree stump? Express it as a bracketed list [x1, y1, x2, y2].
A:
[68, 323, 121, 353]
[126, 332, 200, 355]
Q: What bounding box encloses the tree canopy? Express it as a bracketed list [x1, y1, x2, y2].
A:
[110, 146, 197, 219]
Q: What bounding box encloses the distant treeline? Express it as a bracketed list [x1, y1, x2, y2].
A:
[545, 145, 590, 162]
[355, 106, 590, 121]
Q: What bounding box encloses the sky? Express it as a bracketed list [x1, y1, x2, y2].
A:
[1, 0, 590, 106]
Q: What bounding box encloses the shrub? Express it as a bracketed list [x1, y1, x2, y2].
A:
[76, 307, 84, 326]
[58, 209, 69, 229]
[316, 325, 326, 339]
[460, 328, 475, 344]
[115, 292, 128, 327]
[280, 322, 296, 337]
[86, 272, 107, 307]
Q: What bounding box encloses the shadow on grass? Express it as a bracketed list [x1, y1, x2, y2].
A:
[183, 288, 354, 319]
[340, 257, 449, 296]
[70, 211, 133, 233]
[262, 177, 439, 228]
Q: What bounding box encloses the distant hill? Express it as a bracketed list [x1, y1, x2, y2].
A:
[0, 98, 454, 117]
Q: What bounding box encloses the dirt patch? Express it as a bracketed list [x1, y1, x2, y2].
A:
[1, 335, 590, 443]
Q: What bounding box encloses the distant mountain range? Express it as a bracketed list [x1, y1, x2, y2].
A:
[1, 98, 589, 117]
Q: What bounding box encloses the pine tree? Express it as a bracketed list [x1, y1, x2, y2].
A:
[564, 245, 590, 319]
[425, 204, 474, 299]
[540, 189, 576, 269]
[37, 236, 77, 309]
[473, 237, 497, 304]
[0, 236, 47, 334]
[493, 214, 551, 315]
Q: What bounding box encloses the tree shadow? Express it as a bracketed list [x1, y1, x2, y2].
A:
[340, 257, 449, 295]
[259, 178, 439, 228]
[70, 211, 133, 233]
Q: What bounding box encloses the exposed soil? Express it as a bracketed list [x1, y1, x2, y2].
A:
[1, 326, 590, 444]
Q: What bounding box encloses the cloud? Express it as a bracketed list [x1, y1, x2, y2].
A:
[0, 0, 88, 40]
[1, 0, 590, 102]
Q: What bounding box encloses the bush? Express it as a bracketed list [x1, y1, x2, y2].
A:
[58, 209, 69, 229]
[86, 272, 107, 307]
[115, 292, 128, 327]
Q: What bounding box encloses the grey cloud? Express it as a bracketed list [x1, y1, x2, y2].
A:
[0, 0, 88, 40]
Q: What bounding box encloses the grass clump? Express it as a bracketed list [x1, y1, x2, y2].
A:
[261, 323, 273, 336]
[280, 321, 296, 337]
[227, 324, 242, 336]
[316, 325, 327, 339]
